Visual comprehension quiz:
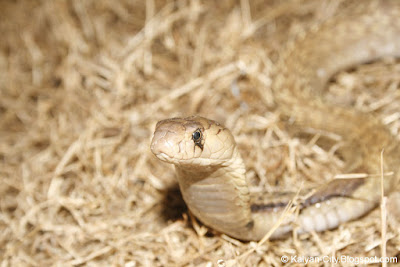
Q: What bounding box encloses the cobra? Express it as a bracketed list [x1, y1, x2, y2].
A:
[150, 0, 400, 241]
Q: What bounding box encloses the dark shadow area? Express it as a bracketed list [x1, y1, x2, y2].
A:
[160, 183, 218, 238]
[160, 183, 188, 222]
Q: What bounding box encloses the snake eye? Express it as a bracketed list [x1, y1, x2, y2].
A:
[192, 129, 202, 142]
[192, 129, 204, 150]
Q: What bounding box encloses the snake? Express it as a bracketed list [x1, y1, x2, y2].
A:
[150, 0, 400, 241]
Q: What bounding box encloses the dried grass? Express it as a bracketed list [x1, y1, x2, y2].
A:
[1, 0, 399, 266]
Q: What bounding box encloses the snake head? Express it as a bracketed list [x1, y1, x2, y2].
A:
[151, 116, 236, 166]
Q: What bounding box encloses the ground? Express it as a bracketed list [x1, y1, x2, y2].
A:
[1, 0, 399, 266]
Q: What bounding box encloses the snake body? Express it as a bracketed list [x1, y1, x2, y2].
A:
[150, 0, 400, 241]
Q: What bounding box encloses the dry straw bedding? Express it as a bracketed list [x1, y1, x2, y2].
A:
[1, 0, 400, 266]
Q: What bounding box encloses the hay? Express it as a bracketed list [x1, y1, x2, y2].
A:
[1, 0, 399, 266]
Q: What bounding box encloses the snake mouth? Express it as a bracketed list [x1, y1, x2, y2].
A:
[155, 152, 172, 162]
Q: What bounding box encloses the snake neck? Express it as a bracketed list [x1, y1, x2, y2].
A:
[174, 147, 256, 240]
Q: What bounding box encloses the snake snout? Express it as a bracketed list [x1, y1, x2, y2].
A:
[150, 131, 175, 162]
[150, 120, 187, 163]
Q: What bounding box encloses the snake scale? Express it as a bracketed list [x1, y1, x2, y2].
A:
[150, 0, 400, 241]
